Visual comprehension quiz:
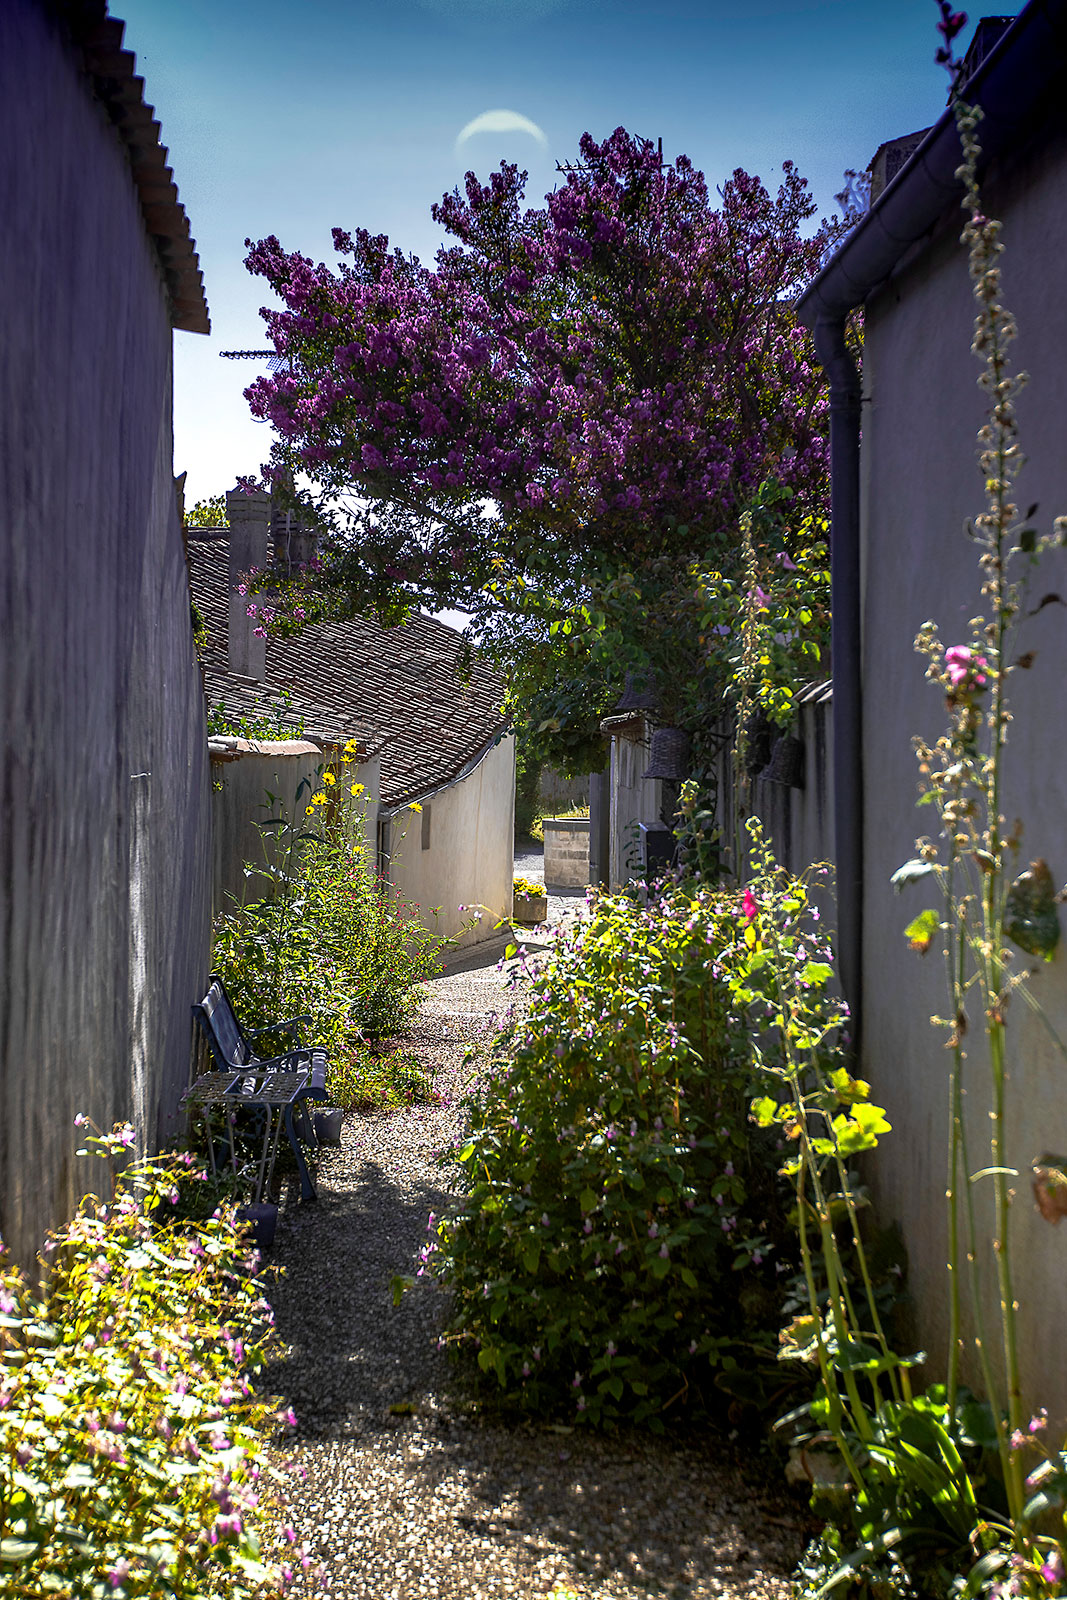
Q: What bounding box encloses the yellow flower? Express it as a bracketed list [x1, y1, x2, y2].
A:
[344, 738, 359, 755]
[324, 771, 337, 786]
[409, 801, 423, 813]
[312, 791, 327, 805]
[350, 783, 365, 797]
[305, 805, 315, 815]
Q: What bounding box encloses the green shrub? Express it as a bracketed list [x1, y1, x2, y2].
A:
[0, 1123, 300, 1597]
[213, 819, 451, 1109]
[424, 880, 798, 1427]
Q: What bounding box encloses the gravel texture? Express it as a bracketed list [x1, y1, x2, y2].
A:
[264, 932, 808, 1598]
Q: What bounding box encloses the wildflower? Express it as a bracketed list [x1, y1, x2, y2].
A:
[324, 771, 337, 786]
[108, 1558, 131, 1588]
[742, 888, 758, 921]
[312, 791, 327, 805]
[409, 801, 423, 813]
[945, 644, 989, 689]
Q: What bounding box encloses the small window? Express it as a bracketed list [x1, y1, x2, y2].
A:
[421, 803, 432, 851]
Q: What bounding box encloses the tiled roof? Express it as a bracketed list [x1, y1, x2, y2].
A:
[55, 1, 209, 333]
[187, 535, 507, 808]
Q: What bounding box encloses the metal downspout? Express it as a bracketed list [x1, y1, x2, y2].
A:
[814, 314, 863, 1057]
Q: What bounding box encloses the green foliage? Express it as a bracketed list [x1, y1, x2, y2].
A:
[513, 736, 543, 839]
[0, 1122, 300, 1597]
[185, 493, 228, 529]
[426, 879, 799, 1427]
[213, 775, 452, 1111]
[206, 686, 306, 742]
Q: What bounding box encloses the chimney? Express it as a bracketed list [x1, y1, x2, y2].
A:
[225, 487, 270, 678]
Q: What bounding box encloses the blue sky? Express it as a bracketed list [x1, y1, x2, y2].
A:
[116, 0, 1018, 506]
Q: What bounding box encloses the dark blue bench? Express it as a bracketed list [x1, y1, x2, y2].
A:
[187, 975, 329, 1201]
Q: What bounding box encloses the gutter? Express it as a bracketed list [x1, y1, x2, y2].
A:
[794, 0, 1067, 1058]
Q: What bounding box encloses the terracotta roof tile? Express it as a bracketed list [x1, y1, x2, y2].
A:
[187, 536, 507, 808]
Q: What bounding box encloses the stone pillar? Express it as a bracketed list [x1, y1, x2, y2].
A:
[225, 487, 270, 679]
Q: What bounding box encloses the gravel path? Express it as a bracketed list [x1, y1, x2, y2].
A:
[264, 935, 809, 1598]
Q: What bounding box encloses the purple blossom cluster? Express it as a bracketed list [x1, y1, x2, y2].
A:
[243, 129, 840, 605]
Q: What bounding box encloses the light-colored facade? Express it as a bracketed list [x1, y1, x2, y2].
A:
[385, 735, 515, 950]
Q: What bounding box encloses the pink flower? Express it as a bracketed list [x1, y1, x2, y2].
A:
[742, 888, 758, 921]
[945, 644, 988, 689]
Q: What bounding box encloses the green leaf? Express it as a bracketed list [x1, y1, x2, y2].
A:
[904, 908, 940, 954]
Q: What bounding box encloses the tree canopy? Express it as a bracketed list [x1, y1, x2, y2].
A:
[244, 130, 838, 613]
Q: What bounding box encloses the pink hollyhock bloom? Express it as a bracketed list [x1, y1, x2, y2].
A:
[945, 645, 988, 688]
[742, 888, 758, 921]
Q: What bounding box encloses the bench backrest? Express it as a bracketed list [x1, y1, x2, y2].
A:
[194, 976, 254, 1070]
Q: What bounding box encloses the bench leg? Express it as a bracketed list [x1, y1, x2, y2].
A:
[284, 1105, 317, 1202]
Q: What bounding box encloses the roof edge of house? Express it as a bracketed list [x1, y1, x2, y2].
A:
[51, 0, 210, 334]
[380, 722, 510, 814]
[796, 0, 1067, 327]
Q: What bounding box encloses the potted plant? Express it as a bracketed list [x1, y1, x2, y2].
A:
[513, 874, 548, 925]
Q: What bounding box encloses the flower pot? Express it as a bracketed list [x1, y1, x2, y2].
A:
[313, 1107, 344, 1146]
[236, 1201, 278, 1249]
[513, 891, 548, 925]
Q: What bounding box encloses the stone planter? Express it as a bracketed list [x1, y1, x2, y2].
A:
[513, 891, 548, 925]
[542, 817, 590, 890]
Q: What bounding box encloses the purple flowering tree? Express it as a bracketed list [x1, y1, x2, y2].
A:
[244, 130, 839, 612]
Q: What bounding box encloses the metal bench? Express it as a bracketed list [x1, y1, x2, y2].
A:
[185, 975, 329, 1202]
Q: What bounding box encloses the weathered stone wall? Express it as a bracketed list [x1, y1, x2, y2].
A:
[0, 0, 212, 1264]
[543, 818, 590, 891]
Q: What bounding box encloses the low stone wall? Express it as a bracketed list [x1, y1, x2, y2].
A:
[543, 818, 590, 890]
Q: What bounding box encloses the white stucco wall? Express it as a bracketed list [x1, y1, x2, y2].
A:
[387, 735, 516, 951]
[859, 118, 1067, 1424]
[210, 742, 381, 913]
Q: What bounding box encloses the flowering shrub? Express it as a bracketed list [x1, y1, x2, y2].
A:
[241, 131, 842, 628]
[425, 881, 798, 1427]
[215, 837, 445, 1086]
[512, 874, 545, 898]
[0, 1124, 300, 1597]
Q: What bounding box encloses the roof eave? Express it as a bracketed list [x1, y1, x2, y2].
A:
[58, 3, 210, 334]
[796, 0, 1067, 329]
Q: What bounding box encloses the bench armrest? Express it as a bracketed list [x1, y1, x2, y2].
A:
[244, 1015, 313, 1040]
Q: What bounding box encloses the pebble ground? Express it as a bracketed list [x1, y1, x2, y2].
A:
[264, 917, 809, 1598]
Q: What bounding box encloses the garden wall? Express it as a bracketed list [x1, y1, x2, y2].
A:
[210, 740, 381, 912]
[543, 818, 591, 891]
[0, 1, 212, 1264]
[711, 688, 836, 885]
[858, 125, 1067, 1427]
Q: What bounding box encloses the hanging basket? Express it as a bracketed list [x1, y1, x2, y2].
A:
[615, 669, 658, 711]
[740, 712, 775, 776]
[760, 733, 805, 788]
[642, 726, 690, 780]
